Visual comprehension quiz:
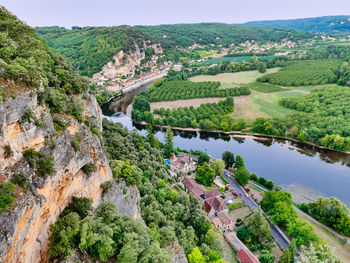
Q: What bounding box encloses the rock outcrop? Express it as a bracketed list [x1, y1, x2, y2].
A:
[0, 91, 139, 263]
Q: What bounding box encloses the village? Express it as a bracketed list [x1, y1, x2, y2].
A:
[167, 153, 275, 263]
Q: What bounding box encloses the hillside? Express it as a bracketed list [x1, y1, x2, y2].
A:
[135, 23, 314, 48]
[36, 26, 157, 77]
[243, 16, 350, 35]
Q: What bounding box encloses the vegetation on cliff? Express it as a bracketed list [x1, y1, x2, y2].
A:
[36, 26, 156, 77]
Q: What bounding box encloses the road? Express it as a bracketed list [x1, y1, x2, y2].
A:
[223, 170, 290, 250]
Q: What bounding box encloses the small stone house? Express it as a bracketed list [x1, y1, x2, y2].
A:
[171, 154, 196, 175]
[204, 196, 227, 218]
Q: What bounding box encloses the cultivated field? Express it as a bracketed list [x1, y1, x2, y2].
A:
[150, 97, 224, 111]
[189, 68, 280, 88]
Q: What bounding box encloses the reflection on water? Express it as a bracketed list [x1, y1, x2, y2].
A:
[104, 113, 350, 208]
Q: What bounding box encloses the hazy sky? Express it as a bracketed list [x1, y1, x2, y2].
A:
[1, 0, 350, 28]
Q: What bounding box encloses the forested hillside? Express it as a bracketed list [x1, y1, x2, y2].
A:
[36, 26, 156, 77]
[135, 23, 313, 48]
[243, 16, 350, 35]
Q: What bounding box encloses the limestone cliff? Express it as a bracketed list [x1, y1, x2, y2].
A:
[0, 92, 140, 263]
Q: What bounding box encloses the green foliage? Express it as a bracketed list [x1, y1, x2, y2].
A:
[164, 127, 174, 158]
[148, 80, 249, 102]
[211, 159, 225, 176]
[237, 225, 251, 243]
[101, 180, 113, 194]
[110, 160, 141, 187]
[3, 144, 13, 159]
[250, 173, 258, 181]
[0, 182, 16, 213]
[234, 155, 245, 169]
[21, 108, 36, 123]
[298, 197, 350, 236]
[188, 247, 206, 263]
[60, 197, 93, 219]
[242, 82, 285, 93]
[196, 162, 216, 186]
[11, 173, 30, 190]
[37, 26, 155, 77]
[228, 201, 242, 211]
[259, 250, 274, 263]
[136, 23, 312, 49]
[197, 151, 210, 165]
[257, 60, 341, 86]
[222, 151, 234, 168]
[0, 7, 88, 93]
[81, 162, 96, 176]
[279, 239, 296, 263]
[23, 149, 55, 177]
[257, 62, 267, 73]
[297, 242, 342, 263]
[247, 212, 272, 243]
[235, 168, 250, 186]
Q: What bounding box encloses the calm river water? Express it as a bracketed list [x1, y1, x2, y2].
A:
[103, 85, 350, 208]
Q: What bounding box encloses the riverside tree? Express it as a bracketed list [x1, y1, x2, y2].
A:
[222, 151, 234, 168]
[164, 127, 174, 158]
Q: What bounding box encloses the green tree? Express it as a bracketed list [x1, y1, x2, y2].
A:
[211, 159, 225, 176]
[247, 212, 272, 243]
[196, 162, 215, 186]
[257, 62, 267, 73]
[198, 151, 210, 165]
[222, 151, 234, 168]
[235, 155, 245, 169]
[259, 250, 274, 263]
[235, 168, 250, 186]
[163, 127, 174, 158]
[188, 247, 206, 263]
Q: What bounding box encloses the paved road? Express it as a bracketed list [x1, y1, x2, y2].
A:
[223, 170, 290, 250]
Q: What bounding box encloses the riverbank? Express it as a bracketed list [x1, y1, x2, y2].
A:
[134, 120, 350, 155]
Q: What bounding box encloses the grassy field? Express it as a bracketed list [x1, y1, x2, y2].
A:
[189, 68, 280, 89]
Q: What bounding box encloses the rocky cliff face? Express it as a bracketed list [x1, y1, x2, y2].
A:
[0, 92, 140, 263]
[91, 43, 163, 88]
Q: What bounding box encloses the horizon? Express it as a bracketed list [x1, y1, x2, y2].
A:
[1, 0, 350, 28]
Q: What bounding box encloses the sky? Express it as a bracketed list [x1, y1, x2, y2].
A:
[1, 0, 350, 28]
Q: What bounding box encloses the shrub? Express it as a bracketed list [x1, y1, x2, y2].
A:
[250, 173, 258, 181]
[90, 124, 101, 137]
[101, 180, 113, 194]
[81, 162, 96, 176]
[0, 182, 16, 213]
[71, 135, 82, 152]
[228, 201, 242, 211]
[21, 108, 36, 123]
[11, 173, 30, 190]
[3, 144, 13, 159]
[60, 196, 93, 219]
[37, 156, 55, 177]
[53, 117, 67, 132]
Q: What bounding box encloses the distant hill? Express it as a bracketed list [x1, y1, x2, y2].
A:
[243, 16, 350, 35]
[36, 26, 157, 77]
[135, 23, 313, 48]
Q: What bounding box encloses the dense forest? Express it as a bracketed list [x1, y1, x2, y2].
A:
[135, 23, 313, 48]
[36, 26, 156, 77]
[243, 15, 350, 35]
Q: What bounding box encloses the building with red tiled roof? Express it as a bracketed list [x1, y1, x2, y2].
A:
[171, 155, 196, 174]
[204, 188, 221, 199]
[236, 248, 259, 263]
[181, 177, 204, 200]
[204, 197, 227, 217]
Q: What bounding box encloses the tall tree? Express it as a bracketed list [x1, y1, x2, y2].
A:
[235, 168, 250, 186]
[197, 151, 210, 165]
[195, 162, 215, 186]
[235, 155, 245, 169]
[247, 212, 272, 243]
[222, 151, 234, 168]
[211, 159, 225, 176]
[164, 127, 174, 158]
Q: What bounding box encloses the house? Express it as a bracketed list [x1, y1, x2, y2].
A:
[181, 177, 204, 200]
[217, 211, 234, 232]
[236, 248, 259, 263]
[204, 196, 227, 217]
[203, 188, 221, 199]
[171, 154, 196, 174]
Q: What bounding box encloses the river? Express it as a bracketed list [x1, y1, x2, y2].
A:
[103, 84, 350, 208]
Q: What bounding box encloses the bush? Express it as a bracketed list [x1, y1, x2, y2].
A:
[3, 144, 13, 159]
[228, 201, 242, 211]
[101, 180, 113, 194]
[53, 117, 66, 132]
[0, 182, 16, 213]
[37, 156, 55, 177]
[81, 162, 96, 176]
[11, 173, 30, 190]
[60, 196, 93, 219]
[250, 173, 258, 181]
